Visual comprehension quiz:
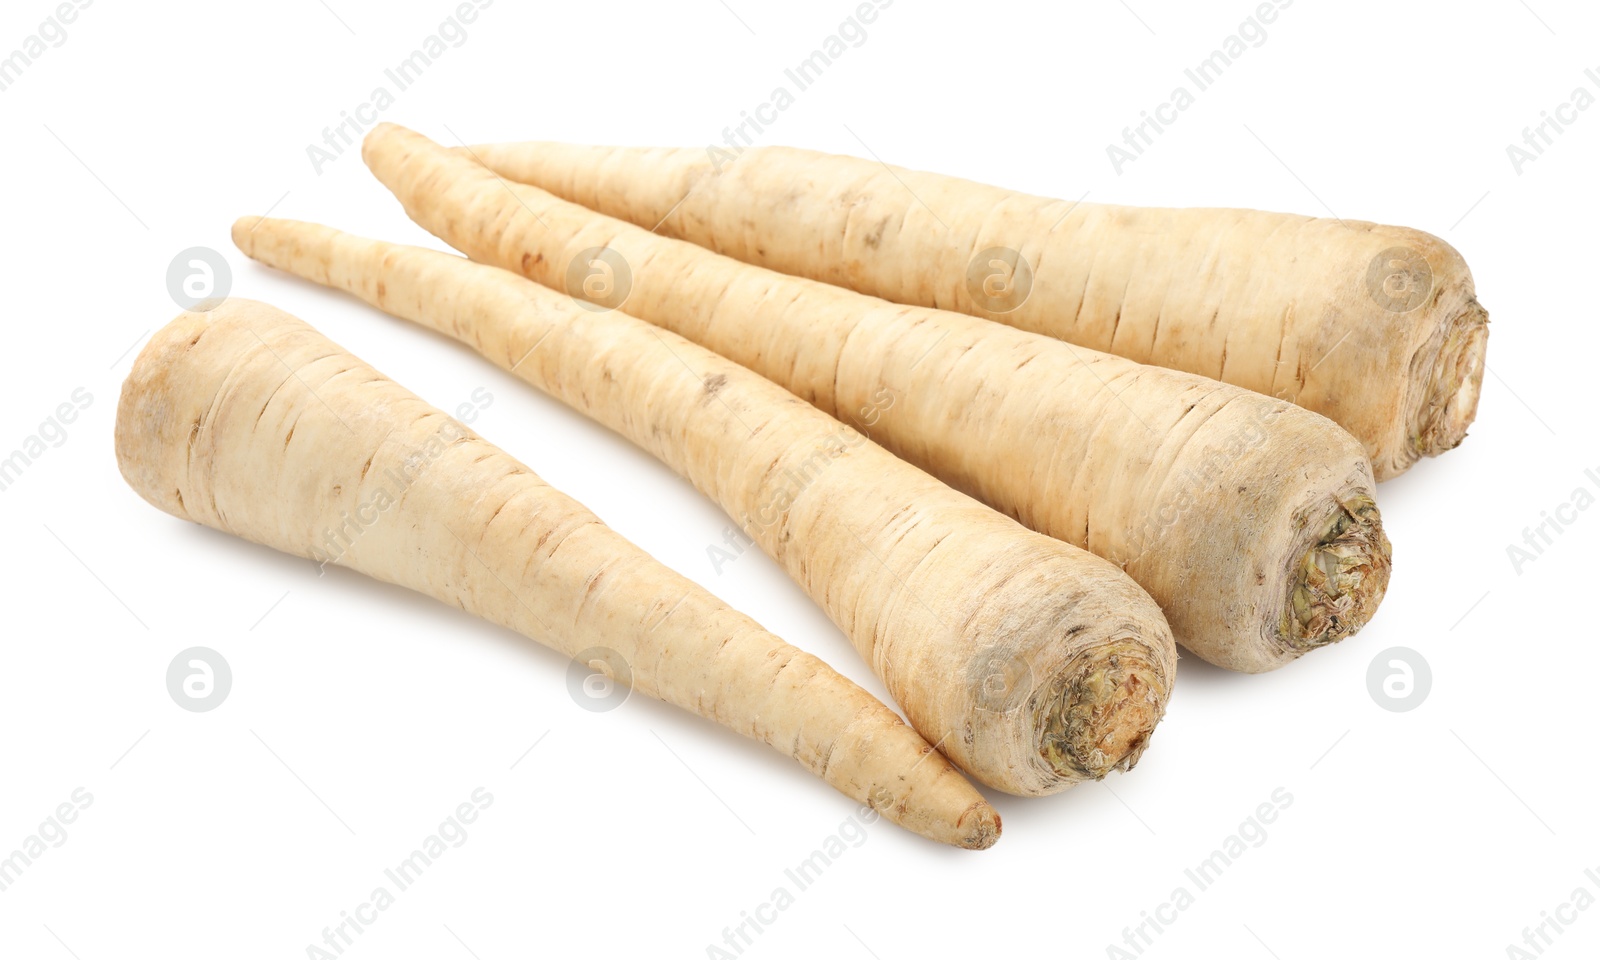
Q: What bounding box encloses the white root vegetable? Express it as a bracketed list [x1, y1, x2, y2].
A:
[467, 140, 1488, 480]
[363, 123, 1391, 673]
[115, 298, 1001, 847]
[232, 218, 1179, 797]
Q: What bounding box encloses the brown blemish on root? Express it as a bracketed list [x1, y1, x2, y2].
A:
[1285, 495, 1391, 653]
[863, 217, 888, 249]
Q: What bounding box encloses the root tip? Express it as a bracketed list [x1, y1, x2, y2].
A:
[957, 802, 1003, 851]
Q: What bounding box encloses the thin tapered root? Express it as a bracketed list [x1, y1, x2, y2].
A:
[117, 300, 1004, 849]
[367, 126, 1387, 673]
[231, 209, 1181, 795]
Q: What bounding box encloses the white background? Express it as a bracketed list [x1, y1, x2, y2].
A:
[1, 1, 1594, 957]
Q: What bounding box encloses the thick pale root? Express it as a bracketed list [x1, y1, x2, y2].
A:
[365, 124, 1391, 672]
[115, 299, 1000, 847]
[466, 141, 1488, 480]
[233, 220, 1179, 795]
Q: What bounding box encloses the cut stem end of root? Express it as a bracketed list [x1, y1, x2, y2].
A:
[1042, 642, 1169, 781]
[1413, 298, 1489, 463]
[1286, 495, 1392, 655]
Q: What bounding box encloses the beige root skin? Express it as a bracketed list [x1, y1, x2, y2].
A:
[232, 219, 1178, 795]
[367, 124, 1388, 673]
[465, 140, 1488, 480]
[116, 299, 1001, 848]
